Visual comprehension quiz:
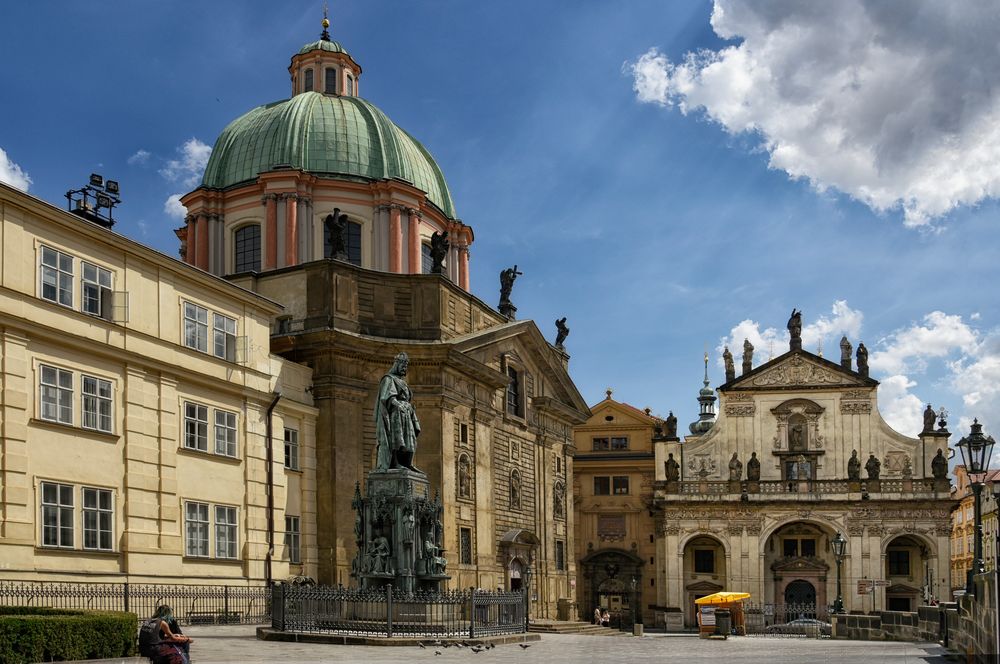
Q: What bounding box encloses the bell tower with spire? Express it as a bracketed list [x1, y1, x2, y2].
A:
[689, 352, 717, 435]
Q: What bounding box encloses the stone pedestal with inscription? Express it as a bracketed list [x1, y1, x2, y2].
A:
[351, 468, 450, 593]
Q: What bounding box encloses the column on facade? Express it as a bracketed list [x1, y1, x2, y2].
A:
[459, 245, 470, 290]
[184, 216, 196, 265]
[264, 195, 278, 270]
[389, 206, 402, 273]
[297, 197, 311, 262]
[195, 213, 209, 271]
[408, 209, 421, 274]
[284, 194, 298, 267]
[0, 331, 31, 547]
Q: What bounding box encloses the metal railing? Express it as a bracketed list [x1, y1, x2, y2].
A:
[743, 602, 831, 637]
[272, 584, 527, 638]
[657, 478, 941, 496]
[0, 580, 269, 624]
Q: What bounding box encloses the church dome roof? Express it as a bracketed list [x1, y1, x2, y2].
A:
[297, 39, 350, 56]
[200, 92, 456, 218]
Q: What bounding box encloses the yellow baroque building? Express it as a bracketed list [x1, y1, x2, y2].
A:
[0, 182, 318, 585]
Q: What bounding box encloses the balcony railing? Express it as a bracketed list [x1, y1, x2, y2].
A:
[654, 477, 946, 498]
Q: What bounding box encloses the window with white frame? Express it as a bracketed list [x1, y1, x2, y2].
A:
[214, 409, 237, 457]
[184, 402, 209, 452]
[40, 246, 74, 307]
[82, 487, 113, 551]
[40, 364, 73, 424]
[183, 302, 208, 353]
[81, 262, 112, 317]
[41, 481, 74, 547]
[215, 505, 238, 559]
[284, 428, 300, 470]
[213, 314, 237, 361]
[185, 501, 210, 557]
[285, 515, 301, 564]
[81, 375, 113, 433]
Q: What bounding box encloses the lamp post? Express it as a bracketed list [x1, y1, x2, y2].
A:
[630, 576, 638, 630]
[957, 419, 995, 595]
[832, 532, 847, 614]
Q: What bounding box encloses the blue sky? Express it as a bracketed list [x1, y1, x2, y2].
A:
[3, 1, 999, 444]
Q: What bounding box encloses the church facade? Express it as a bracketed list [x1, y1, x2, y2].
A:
[649, 316, 954, 628]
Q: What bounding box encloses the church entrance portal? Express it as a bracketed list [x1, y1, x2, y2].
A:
[784, 579, 816, 606]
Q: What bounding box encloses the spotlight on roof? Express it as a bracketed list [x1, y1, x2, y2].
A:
[66, 173, 121, 229]
[96, 193, 113, 209]
[89, 173, 104, 187]
[105, 180, 119, 195]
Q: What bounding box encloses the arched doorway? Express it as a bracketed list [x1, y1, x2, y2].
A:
[764, 522, 831, 613]
[579, 548, 643, 626]
[509, 558, 525, 591]
[784, 579, 816, 605]
[884, 535, 931, 611]
[682, 535, 727, 628]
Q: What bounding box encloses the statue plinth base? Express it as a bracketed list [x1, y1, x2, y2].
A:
[352, 467, 450, 593]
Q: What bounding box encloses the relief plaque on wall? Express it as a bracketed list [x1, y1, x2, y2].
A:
[597, 513, 626, 542]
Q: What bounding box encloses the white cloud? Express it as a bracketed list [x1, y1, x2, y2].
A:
[628, 0, 1000, 226]
[869, 311, 978, 375]
[160, 138, 211, 188]
[127, 149, 151, 166]
[164, 194, 187, 219]
[0, 147, 31, 191]
[877, 374, 925, 437]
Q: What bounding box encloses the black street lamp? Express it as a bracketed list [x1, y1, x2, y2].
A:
[832, 532, 847, 614]
[957, 419, 996, 595]
[630, 576, 638, 630]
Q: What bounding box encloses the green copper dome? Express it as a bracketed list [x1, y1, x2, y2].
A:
[298, 39, 350, 56]
[201, 92, 456, 218]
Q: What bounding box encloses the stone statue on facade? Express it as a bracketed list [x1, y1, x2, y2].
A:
[423, 536, 447, 576]
[742, 338, 754, 375]
[665, 453, 680, 482]
[796, 454, 811, 480]
[788, 308, 802, 351]
[723, 346, 735, 382]
[375, 352, 421, 472]
[840, 336, 852, 369]
[932, 448, 948, 480]
[510, 472, 521, 508]
[665, 411, 678, 438]
[555, 317, 570, 348]
[848, 449, 861, 480]
[746, 452, 760, 481]
[366, 536, 392, 575]
[728, 452, 742, 481]
[923, 404, 936, 433]
[856, 342, 869, 377]
[429, 231, 449, 274]
[789, 424, 804, 450]
[553, 482, 566, 518]
[865, 453, 881, 480]
[324, 209, 349, 261]
[458, 456, 471, 498]
[498, 265, 522, 319]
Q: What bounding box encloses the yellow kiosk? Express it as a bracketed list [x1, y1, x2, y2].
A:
[695, 592, 751, 638]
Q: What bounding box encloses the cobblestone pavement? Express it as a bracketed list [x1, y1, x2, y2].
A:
[181, 625, 952, 663]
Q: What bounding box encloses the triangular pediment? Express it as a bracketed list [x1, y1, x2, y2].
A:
[587, 400, 659, 427]
[685, 580, 725, 592]
[722, 350, 878, 392]
[886, 583, 920, 594]
[770, 556, 830, 573]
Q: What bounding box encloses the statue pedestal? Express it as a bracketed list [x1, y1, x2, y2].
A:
[353, 468, 450, 593]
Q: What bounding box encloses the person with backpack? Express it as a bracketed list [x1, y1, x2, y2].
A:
[138, 605, 192, 664]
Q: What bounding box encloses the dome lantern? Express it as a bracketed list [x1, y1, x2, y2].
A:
[289, 9, 362, 97]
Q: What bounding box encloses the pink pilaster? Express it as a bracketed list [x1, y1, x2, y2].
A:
[284, 195, 298, 267]
[408, 210, 421, 274]
[195, 214, 209, 270]
[264, 195, 277, 270]
[389, 207, 402, 273]
[185, 217, 197, 265]
[459, 246, 470, 290]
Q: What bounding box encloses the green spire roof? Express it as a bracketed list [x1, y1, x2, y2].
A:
[200, 92, 456, 218]
[298, 39, 350, 57]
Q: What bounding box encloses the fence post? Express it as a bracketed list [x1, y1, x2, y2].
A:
[272, 583, 285, 631]
[386, 584, 393, 638]
[123, 581, 129, 614]
[469, 587, 476, 639]
[224, 585, 230, 620]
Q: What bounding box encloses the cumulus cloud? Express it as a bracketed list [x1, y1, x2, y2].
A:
[164, 194, 187, 219]
[877, 374, 926, 437]
[628, 0, 1000, 226]
[160, 138, 211, 188]
[127, 149, 151, 166]
[717, 300, 863, 366]
[0, 147, 31, 191]
[869, 311, 978, 375]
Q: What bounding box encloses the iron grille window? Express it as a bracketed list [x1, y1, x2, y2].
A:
[694, 549, 715, 574]
[185, 501, 210, 557]
[888, 550, 910, 576]
[304, 68, 314, 92]
[40, 364, 73, 424]
[215, 505, 237, 559]
[81, 262, 112, 317]
[594, 476, 611, 495]
[555, 540, 565, 571]
[612, 476, 630, 495]
[183, 302, 208, 352]
[285, 516, 301, 563]
[506, 367, 521, 416]
[284, 428, 300, 470]
[324, 68, 337, 94]
[214, 410, 237, 457]
[81, 375, 113, 433]
[82, 487, 113, 551]
[184, 402, 209, 452]
[213, 314, 237, 361]
[460, 527, 473, 565]
[234, 225, 261, 273]
[40, 246, 73, 307]
[421, 243, 433, 273]
[41, 482, 74, 548]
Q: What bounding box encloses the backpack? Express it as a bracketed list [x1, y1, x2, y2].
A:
[138, 617, 161, 657]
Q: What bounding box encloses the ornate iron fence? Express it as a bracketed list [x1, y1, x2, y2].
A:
[743, 602, 831, 637]
[273, 584, 527, 638]
[0, 580, 269, 624]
